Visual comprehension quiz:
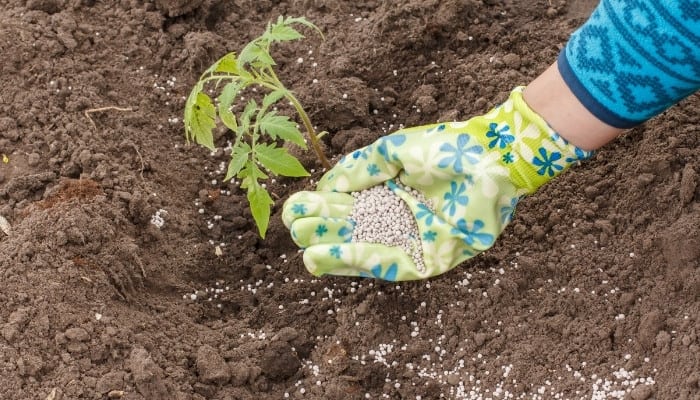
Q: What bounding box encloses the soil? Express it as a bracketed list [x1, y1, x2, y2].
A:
[1, 0, 698, 399]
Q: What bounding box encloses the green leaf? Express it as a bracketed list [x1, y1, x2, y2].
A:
[255, 143, 309, 177]
[266, 24, 304, 42]
[246, 182, 274, 238]
[185, 92, 216, 150]
[224, 142, 251, 181]
[183, 83, 202, 142]
[238, 42, 275, 69]
[240, 160, 268, 189]
[218, 81, 245, 132]
[213, 53, 239, 74]
[283, 16, 324, 39]
[238, 100, 258, 138]
[262, 89, 287, 108]
[258, 111, 306, 148]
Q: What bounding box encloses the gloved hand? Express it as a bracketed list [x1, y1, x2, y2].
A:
[282, 87, 591, 281]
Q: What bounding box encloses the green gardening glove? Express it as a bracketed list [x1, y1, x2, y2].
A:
[282, 87, 591, 281]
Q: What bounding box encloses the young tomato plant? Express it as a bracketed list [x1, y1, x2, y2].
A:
[184, 16, 330, 238]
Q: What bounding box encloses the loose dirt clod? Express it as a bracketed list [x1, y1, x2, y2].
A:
[349, 183, 433, 272]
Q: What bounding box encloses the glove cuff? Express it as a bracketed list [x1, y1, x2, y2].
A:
[505, 87, 593, 194]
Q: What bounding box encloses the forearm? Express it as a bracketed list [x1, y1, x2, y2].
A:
[524, 0, 699, 151]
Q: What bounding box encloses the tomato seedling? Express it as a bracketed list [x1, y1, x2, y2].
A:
[184, 16, 329, 238]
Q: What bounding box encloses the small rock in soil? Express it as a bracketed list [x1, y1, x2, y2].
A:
[26, 0, 62, 14]
[502, 53, 521, 69]
[629, 384, 654, 400]
[64, 327, 90, 342]
[196, 344, 231, 385]
[679, 163, 697, 205]
[446, 373, 460, 385]
[272, 327, 299, 343]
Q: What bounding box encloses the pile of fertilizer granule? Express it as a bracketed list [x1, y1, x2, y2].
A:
[348, 183, 434, 272]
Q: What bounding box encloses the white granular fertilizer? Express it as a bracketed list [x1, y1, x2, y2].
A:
[349, 183, 433, 272]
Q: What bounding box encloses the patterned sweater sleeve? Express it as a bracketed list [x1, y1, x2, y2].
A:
[558, 0, 700, 128]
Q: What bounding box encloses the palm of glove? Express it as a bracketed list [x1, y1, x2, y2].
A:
[283, 87, 590, 281]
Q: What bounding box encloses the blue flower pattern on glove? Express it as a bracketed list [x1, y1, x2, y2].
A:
[565, 146, 593, 163]
[367, 164, 380, 176]
[533, 147, 563, 177]
[426, 124, 446, 134]
[338, 226, 353, 243]
[360, 263, 398, 281]
[415, 203, 435, 226]
[329, 246, 342, 259]
[377, 135, 406, 162]
[442, 181, 468, 216]
[499, 197, 519, 224]
[451, 219, 495, 247]
[486, 122, 515, 149]
[502, 152, 515, 164]
[315, 224, 328, 237]
[352, 145, 373, 160]
[438, 134, 483, 173]
[423, 231, 437, 242]
[291, 204, 307, 215]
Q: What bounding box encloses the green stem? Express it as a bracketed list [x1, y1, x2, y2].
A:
[201, 74, 331, 169]
[284, 92, 330, 169]
[265, 69, 330, 169]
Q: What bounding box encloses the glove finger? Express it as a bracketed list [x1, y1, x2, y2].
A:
[282, 191, 354, 228]
[288, 216, 354, 248]
[301, 242, 432, 281]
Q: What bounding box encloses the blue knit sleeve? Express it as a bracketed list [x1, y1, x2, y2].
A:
[558, 0, 700, 128]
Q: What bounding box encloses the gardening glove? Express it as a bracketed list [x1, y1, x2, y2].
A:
[282, 87, 591, 281]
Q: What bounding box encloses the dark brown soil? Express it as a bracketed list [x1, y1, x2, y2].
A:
[1, 0, 698, 399]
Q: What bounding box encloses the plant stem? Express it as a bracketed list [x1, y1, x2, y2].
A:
[284, 92, 330, 169]
[265, 68, 330, 169]
[201, 74, 331, 169]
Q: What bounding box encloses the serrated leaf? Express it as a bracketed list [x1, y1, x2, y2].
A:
[262, 89, 287, 108]
[185, 92, 216, 150]
[218, 81, 245, 132]
[240, 160, 268, 189]
[283, 16, 324, 39]
[266, 24, 304, 42]
[255, 143, 309, 177]
[259, 112, 306, 148]
[246, 182, 274, 238]
[239, 99, 258, 137]
[238, 42, 275, 69]
[224, 142, 251, 181]
[213, 53, 239, 74]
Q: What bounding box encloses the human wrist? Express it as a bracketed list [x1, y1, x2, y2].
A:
[523, 62, 623, 151]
